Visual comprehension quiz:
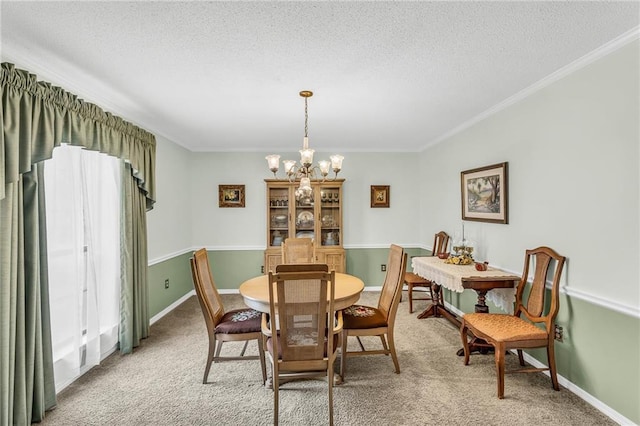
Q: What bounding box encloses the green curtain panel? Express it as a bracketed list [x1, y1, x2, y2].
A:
[0, 168, 55, 424]
[0, 62, 156, 424]
[119, 162, 150, 353]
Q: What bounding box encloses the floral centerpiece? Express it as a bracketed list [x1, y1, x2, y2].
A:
[444, 243, 474, 265]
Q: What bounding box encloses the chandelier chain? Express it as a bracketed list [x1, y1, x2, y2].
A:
[304, 96, 309, 138]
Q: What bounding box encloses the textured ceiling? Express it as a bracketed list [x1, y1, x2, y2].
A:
[1, 1, 638, 152]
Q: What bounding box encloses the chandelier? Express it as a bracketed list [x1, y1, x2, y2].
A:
[266, 90, 344, 204]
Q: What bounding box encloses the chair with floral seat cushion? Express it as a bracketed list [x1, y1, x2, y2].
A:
[403, 231, 449, 313]
[460, 246, 566, 399]
[261, 263, 341, 426]
[340, 244, 407, 380]
[190, 248, 266, 384]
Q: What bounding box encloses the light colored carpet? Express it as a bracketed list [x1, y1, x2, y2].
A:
[39, 292, 615, 425]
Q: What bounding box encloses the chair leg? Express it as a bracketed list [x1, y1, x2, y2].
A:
[408, 283, 414, 313]
[215, 339, 223, 358]
[328, 358, 335, 426]
[356, 336, 366, 351]
[387, 330, 400, 374]
[495, 344, 506, 399]
[239, 340, 249, 356]
[340, 330, 348, 380]
[460, 322, 470, 365]
[258, 338, 267, 385]
[273, 364, 279, 426]
[379, 335, 389, 352]
[203, 337, 217, 384]
[517, 349, 525, 366]
[547, 342, 560, 391]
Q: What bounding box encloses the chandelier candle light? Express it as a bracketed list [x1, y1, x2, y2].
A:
[266, 90, 344, 204]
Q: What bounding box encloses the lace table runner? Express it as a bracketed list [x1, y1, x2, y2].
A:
[411, 256, 517, 313]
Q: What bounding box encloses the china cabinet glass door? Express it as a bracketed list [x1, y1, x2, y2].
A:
[295, 192, 315, 242]
[319, 185, 341, 247]
[267, 186, 290, 247]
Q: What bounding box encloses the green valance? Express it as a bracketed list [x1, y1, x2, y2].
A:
[1, 62, 156, 209]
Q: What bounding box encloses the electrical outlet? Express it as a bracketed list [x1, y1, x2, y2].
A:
[554, 324, 563, 342]
[381, 264, 386, 272]
[164, 279, 170, 289]
[261, 265, 265, 274]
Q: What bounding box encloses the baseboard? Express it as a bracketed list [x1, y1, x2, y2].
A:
[149, 290, 195, 325]
[443, 301, 635, 426]
[518, 352, 635, 426]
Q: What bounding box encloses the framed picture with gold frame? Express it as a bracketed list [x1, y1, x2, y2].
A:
[219, 184, 245, 208]
[370, 185, 390, 208]
[461, 162, 508, 223]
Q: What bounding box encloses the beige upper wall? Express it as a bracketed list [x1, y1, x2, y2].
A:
[146, 135, 192, 262]
[418, 39, 639, 312]
[147, 146, 423, 257]
[186, 151, 422, 250]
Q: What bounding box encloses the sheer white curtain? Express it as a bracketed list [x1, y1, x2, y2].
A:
[44, 144, 122, 391]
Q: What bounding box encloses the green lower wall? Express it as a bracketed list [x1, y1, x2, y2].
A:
[149, 247, 639, 424]
[346, 246, 427, 286]
[149, 247, 430, 319]
[148, 252, 194, 318]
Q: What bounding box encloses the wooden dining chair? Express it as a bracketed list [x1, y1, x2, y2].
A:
[281, 237, 315, 264]
[404, 231, 449, 313]
[340, 244, 407, 381]
[261, 264, 341, 426]
[460, 246, 566, 399]
[190, 248, 266, 384]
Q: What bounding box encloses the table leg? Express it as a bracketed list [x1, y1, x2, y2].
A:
[417, 284, 442, 319]
[417, 284, 461, 328]
[474, 289, 490, 313]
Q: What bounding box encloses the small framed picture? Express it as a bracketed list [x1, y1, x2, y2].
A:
[461, 162, 508, 223]
[370, 185, 390, 208]
[219, 184, 245, 208]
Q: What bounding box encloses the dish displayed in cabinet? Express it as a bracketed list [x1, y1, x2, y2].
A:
[296, 211, 314, 228]
[295, 231, 314, 240]
[321, 215, 334, 227]
[272, 214, 287, 226]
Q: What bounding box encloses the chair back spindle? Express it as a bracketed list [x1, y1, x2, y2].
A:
[281, 237, 315, 264]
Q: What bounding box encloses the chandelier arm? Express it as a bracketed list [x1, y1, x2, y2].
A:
[266, 90, 344, 201]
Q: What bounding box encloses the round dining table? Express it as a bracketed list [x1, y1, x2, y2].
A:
[239, 272, 365, 313]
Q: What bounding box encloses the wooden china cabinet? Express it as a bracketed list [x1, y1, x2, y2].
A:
[264, 179, 345, 273]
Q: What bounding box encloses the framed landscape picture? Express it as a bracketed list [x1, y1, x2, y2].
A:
[370, 185, 390, 208]
[219, 184, 245, 208]
[461, 162, 508, 223]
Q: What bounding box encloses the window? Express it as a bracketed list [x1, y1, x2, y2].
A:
[44, 145, 122, 391]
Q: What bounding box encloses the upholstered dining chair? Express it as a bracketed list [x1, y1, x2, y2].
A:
[281, 237, 315, 264]
[262, 264, 341, 426]
[190, 248, 266, 384]
[340, 244, 407, 381]
[403, 231, 449, 313]
[460, 246, 566, 399]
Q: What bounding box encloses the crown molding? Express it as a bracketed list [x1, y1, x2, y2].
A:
[422, 26, 640, 150]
